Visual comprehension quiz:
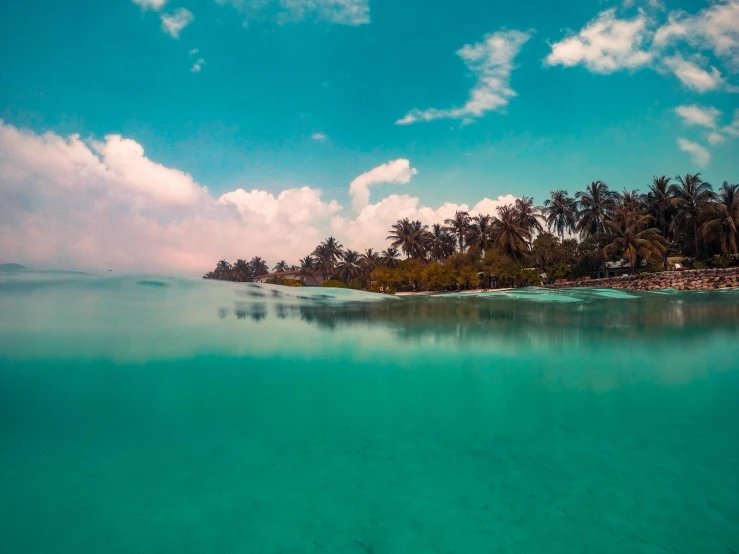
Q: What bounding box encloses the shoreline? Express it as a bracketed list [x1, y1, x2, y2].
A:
[545, 267, 739, 291]
[395, 288, 514, 296]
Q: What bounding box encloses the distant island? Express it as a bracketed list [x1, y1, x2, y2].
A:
[203, 174, 739, 293]
[0, 263, 27, 271]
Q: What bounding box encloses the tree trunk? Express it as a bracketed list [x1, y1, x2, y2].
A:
[694, 220, 699, 257]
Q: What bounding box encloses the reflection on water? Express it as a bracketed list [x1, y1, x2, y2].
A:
[1, 271, 738, 553]
[233, 286, 739, 349]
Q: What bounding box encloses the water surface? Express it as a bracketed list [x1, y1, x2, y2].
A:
[1, 272, 738, 553]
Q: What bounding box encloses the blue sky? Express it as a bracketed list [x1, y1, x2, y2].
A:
[0, 0, 737, 273]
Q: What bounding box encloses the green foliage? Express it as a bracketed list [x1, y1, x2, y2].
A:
[642, 259, 665, 273]
[545, 261, 570, 281]
[571, 254, 602, 279]
[421, 262, 455, 291]
[711, 255, 732, 268]
[482, 250, 525, 287]
[322, 279, 348, 288]
[521, 269, 542, 286]
[347, 278, 363, 290]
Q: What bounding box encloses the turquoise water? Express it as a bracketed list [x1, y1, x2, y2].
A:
[1, 272, 738, 553]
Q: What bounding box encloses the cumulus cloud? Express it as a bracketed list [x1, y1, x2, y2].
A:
[217, 187, 341, 224]
[653, 0, 739, 71]
[191, 58, 205, 73]
[161, 8, 194, 38]
[311, 132, 327, 141]
[0, 121, 335, 274]
[545, 9, 653, 73]
[663, 55, 725, 92]
[0, 122, 517, 275]
[677, 138, 711, 167]
[674, 104, 722, 128]
[397, 29, 531, 125]
[215, 0, 370, 26]
[132, 0, 168, 10]
[348, 159, 418, 211]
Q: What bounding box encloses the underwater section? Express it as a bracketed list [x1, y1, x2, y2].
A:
[1, 270, 738, 553]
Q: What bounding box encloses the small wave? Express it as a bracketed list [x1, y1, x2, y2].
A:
[137, 280, 169, 288]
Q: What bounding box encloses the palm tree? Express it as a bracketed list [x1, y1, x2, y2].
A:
[214, 259, 232, 280]
[600, 206, 666, 274]
[576, 181, 617, 237]
[299, 256, 317, 284]
[273, 260, 289, 273]
[491, 205, 531, 259]
[513, 197, 544, 241]
[669, 173, 714, 256]
[387, 218, 428, 259]
[313, 237, 344, 280]
[701, 182, 739, 255]
[313, 237, 344, 266]
[335, 250, 363, 283]
[359, 248, 381, 286]
[444, 211, 471, 253]
[542, 190, 577, 240]
[616, 189, 646, 211]
[467, 214, 495, 254]
[232, 259, 253, 282]
[426, 224, 454, 261]
[380, 246, 400, 268]
[360, 248, 380, 272]
[647, 176, 672, 238]
[250, 256, 269, 277]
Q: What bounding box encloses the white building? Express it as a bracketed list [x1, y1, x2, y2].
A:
[254, 270, 327, 286]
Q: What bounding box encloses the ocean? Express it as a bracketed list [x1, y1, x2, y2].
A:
[1, 271, 738, 553]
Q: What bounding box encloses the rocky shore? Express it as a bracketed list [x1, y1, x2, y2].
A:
[546, 267, 739, 291]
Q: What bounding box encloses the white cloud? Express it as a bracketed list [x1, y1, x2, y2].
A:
[663, 55, 725, 92]
[698, 109, 739, 148]
[622, 0, 664, 9]
[161, 8, 194, 38]
[677, 138, 711, 167]
[654, 0, 739, 71]
[0, 121, 519, 275]
[545, 9, 653, 73]
[397, 30, 531, 125]
[707, 132, 726, 145]
[215, 0, 370, 26]
[217, 187, 341, 225]
[311, 132, 327, 141]
[724, 109, 739, 137]
[189, 48, 200, 55]
[674, 104, 722, 128]
[191, 58, 205, 73]
[348, 159, 418, 211]
[132, 0, 168, 10]
[0, 121, 339, 274]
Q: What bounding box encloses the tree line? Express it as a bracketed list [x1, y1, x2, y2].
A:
[204, 173, 739, 291]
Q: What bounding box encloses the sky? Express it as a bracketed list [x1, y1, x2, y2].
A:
[0, 0, 737, 275]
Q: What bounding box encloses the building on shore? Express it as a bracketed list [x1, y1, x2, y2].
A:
[254, 270, 327, 286]
[596, 260, 645, 279]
